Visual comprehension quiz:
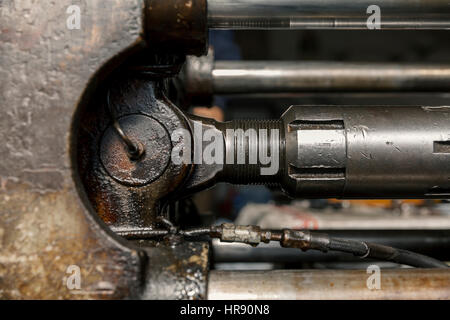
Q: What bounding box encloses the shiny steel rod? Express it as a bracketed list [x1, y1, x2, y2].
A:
[212, 61, 450, 93]
[207, 0, 450, 30]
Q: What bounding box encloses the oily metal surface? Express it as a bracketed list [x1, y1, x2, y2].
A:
[77, 78, 193, 230]
[139, 239, 210, 300]
[100, 114, 171, 186]
[0, 0, 146, 299]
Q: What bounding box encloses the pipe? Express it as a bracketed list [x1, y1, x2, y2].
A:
[209, 224, 448, 268]
[207, 269, 450, 299]
[212, 230, 450, 262]
[326, 237, 447, 268]
[211, 61, 450, 94]
[208, 0, 450, 30]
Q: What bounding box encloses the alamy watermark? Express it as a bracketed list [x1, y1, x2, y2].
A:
[170, 121, 280, 176]
[64, 264, 81, 290]
[66, 5, 81, 30]
[367, 5, 381, 29]
[366, 264, 381, 290]
[65, 4, 380, 31]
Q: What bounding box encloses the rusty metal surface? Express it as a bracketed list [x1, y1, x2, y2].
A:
[208, 269, 450, 300]
[0, 0, 209, 300]
[0, 0, 148, 300]
[0, 183, 145, 299]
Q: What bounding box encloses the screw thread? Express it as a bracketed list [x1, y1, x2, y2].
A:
[218, 119, 283, 185]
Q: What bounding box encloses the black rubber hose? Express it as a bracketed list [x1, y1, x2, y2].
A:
[365, 242, 448, 268]
[327, 238, 368, 256]
[328, 237, 448, 268]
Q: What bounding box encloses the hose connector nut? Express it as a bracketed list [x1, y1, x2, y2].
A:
[220, 223, 262, 246]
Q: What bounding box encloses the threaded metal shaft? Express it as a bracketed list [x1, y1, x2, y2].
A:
[217, 119, 284, 184]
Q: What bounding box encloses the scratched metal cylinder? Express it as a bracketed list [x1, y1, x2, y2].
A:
[208, 0, 450, 30]
[207, 269, 450, 299]
[281, 105, 450, 198]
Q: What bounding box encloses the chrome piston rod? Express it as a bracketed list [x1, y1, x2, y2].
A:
[208, 0, 450, 30]
[213, 61, 450, 94]
[183, 55, 450, 98]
